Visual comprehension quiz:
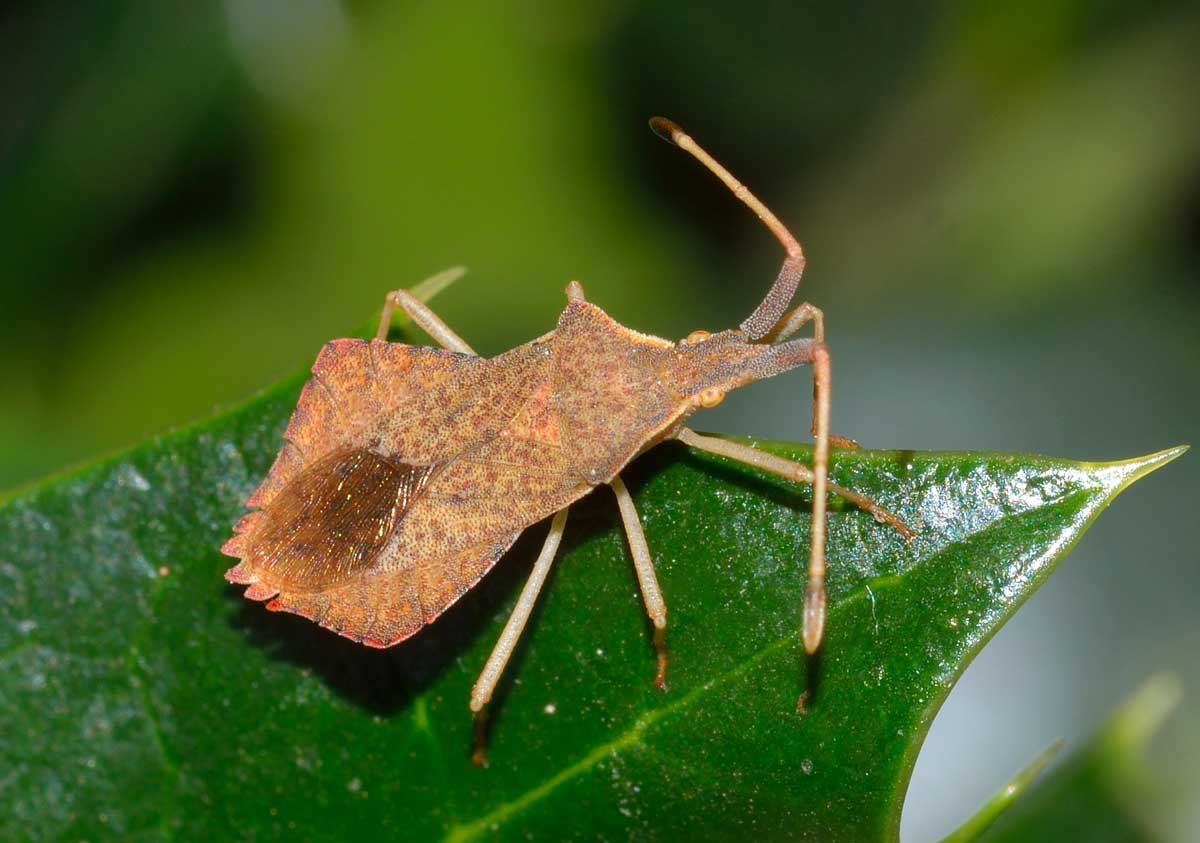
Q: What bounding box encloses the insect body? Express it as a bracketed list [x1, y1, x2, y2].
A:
[223, 118, 910, 758]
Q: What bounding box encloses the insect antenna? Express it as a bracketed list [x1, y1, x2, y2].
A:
[649, 116, 804, 339]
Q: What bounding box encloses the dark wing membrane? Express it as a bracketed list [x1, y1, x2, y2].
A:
[239, 448, 433, 593]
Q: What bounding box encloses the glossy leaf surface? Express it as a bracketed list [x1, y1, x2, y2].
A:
[0, 366, 1181, 842]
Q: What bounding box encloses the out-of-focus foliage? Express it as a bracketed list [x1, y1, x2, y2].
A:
[2, 0, 1197, 491]
[971, 674, 1182, 843]
[940, 738, 1065, 843]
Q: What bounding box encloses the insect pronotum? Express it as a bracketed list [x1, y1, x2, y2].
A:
[223, 117, 912, 762]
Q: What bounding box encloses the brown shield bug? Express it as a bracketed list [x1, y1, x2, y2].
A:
[222, 117, 911, 761]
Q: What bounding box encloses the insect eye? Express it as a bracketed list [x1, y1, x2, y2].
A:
[698, 387, 725, 408]
[684, 329, 710, 344]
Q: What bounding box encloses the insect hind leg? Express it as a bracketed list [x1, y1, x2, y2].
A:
[565, 280, 587, 302]
[376, 266, 475, 354]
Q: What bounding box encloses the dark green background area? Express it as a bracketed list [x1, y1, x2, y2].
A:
[1, 1, 1197, 839]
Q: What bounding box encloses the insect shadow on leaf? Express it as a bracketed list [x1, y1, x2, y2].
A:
[224, 483, 625, 719]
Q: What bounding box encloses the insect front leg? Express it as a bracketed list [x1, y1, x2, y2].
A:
[676, 427, 913, 658]
[610, 475, 669, 691]
[770, 300, 825, 344]
[470, 508, 569, 766]
[690, 331, 830, 655]
[376, 266, 476, 353]
[769, 302, 858, 449]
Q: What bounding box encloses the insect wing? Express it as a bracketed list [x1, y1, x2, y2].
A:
[236, 448, 433, 592]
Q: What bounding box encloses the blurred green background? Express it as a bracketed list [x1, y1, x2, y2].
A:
[2, 1, 1197, 839]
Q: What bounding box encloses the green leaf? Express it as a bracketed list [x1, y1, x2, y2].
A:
[0, 349, 1183, 841]
[969, 674, 1181, 843]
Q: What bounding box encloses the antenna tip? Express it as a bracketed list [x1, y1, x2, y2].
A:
[648, 116, 685, 145]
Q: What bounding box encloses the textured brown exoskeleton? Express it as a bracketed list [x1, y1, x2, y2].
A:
[223, 117, 912, 762]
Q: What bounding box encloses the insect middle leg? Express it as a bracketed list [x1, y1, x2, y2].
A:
[676, 427, 913, 655]
[610, 475, 669, 690]
[376, 266, 475, 353]
[470, 508, 569, 765]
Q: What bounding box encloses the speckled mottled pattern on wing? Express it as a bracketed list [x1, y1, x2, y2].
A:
[551, 301, 685, 484]
[224, 303, 702, 647]
[241, 338, 538, 511]
[253, 533, 522, 648]
[223, 337, 558, 642]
